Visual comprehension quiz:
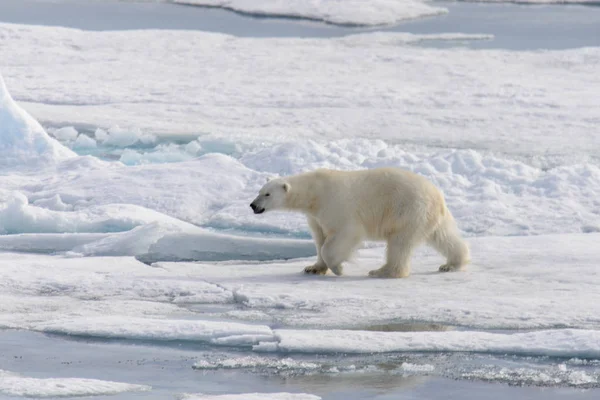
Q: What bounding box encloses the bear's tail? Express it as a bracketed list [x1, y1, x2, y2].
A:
[428, 208, 470, 270]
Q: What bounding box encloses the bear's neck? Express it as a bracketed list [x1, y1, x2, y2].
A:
[283, 173, 321, 215]
[284, 191, 319, 215]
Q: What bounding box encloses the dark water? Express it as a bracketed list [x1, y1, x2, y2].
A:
[1, 329, 599, 400]
[0, 0, 599, 49]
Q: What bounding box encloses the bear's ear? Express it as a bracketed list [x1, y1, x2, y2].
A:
[282, 182, 291, 192]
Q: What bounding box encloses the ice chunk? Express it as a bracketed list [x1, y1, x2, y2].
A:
[35, 316, 274, 343]
[0, 192, 194, 235]
[51, 126, 79, 141]
[0, 73, 75, 167]
[257, 328, 600, 359]
[173, 0, 447, 26]
[98, 125, 156, 147]
[138, 231, 316, 263]
[0, 369, 150, 398]
[73, 134, 97, 149]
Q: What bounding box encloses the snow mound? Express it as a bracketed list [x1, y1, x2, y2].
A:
[0, 73, 75, 167]
[0, 191, 193, 235]
[0, 369, 150, 398]
[173, 0, 447, 26]
[181, 394, 321, 400]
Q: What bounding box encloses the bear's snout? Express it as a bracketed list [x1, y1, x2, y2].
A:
[250, 202, 265, 214]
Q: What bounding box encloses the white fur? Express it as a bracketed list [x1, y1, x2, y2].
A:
[250, 167, 470, 278]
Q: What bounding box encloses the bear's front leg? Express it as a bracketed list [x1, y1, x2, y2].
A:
[304, 264, 328, 275]
[320, 228, 362, 276]
[304, 216, 329, 275]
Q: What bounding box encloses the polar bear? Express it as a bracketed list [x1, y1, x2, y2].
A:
[250, 167, 470, 278]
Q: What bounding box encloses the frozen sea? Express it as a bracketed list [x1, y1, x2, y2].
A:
[1, 0, 600, 399]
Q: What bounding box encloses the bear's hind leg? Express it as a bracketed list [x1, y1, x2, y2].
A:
[428, 215, 470, 273]
[320, 229, 362, 276]
[304, 217, 329, 275]
[369, 233, 417, 278]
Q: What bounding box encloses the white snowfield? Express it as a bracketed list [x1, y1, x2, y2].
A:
[0, 369, 150, 398]
[257, 329, 600, 358]
[1, 232, 599, 359]
[172, 0, 447, 26]
[3, 23, 596, 157]
[1, 61, 600, 241]
[1, 17, 600, 389]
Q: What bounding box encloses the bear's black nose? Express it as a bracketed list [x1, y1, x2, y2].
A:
[250, 203, 257, 211]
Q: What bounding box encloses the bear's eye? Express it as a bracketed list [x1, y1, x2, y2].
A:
[265, 193, 270, 197]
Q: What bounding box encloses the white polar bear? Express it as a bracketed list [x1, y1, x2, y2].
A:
[250, 167, 470, 278]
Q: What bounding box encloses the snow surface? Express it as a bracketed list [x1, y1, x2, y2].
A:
[6, 23, 579, 154]
[2, 23, 599, 237]
[256, 329, 600, 358]
[0, 369, 150, 398]
[0, 72, 75, 167]
[1, 17, 600, 391]
[181, 393, 321, 400]
[36, 317, 274, 344]
[1, 232, 599, 359]
[172, 0, 447, 26]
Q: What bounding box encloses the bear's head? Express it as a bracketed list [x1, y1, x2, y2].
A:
[250, 178, 291, 214]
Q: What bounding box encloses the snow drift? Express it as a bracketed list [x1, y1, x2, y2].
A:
[0, 73, 75, 167]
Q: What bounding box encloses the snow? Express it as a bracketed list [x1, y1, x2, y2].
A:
[0, 191, 193, 235]
[36, 317, 274, 344]
[0, 369, 150, 398]
[172, 0, 447, 26]
[256, 329, 600, 358]
[0, 12, 599, 392]
[6, 23, 575, 154]
[156, 233, 600, 331]
[1, 123, 600, 240]
[181, 393, 321, 400]
[1, 22, 598, 237]
[0, 232, 599, 360]
[0, 72, 75, 167]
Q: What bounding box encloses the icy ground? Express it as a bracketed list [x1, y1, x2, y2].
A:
[0, 5, 600, 398]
